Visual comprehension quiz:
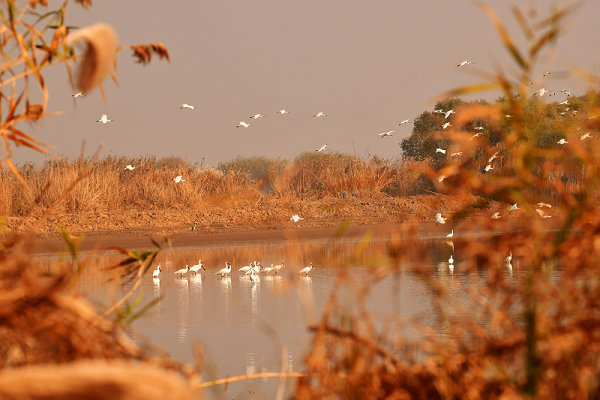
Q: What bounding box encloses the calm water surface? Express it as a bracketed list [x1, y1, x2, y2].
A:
[35, 235, 543, 399]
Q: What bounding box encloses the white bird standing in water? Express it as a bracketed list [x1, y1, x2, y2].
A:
[435, 213, 446, 225]
[316, 144, 327, 152]
[313, 112, 327, 117]
[96, 114, 113, 123]
[180, 104, 195, 110]
[236, 121, 250, 128]
[174, 265, 189, 277]
[299, 263, 313, 276]
[173, 176, 185, 183]
[153, 266, 161, 277]
[124, 165, 135, 171]
[190, 260, 205, 275]
[239, 261, 256, 273]
[261, 264, 274, 274]
[504, 251, 513, 264]
[379, 131, 394, 138]
[449, 255, 454, 264]
[216, 262, 232, 277]
[273, 261, 285, 274]
[446, 230, 454, 238]
[290, 214, 304, 222]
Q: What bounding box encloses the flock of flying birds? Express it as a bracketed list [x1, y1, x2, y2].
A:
[150, 259, 314, 282]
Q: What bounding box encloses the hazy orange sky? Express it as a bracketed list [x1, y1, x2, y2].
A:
[13, 0, 600, 168]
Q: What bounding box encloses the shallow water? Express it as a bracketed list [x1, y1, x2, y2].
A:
[35, 235, 538, 399]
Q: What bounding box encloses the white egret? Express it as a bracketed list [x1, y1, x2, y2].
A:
[152, 266, 161, 278]
[535, 209, 552, 218]
[580, 133, 592, 140]
[484, 164, 494, 172]
[216, 262, 232, 277]
[491, 212, 501, 219]
[433, 109, 445, 114]
[534, 88, 551, 97]
[250, 114, 266, 119]
[557, 139, 568, 145]
[446, 230, 454, 238]
[313, 112, 327, 117]
[299, 263, 313, 276]
[444, 109, 455, 119]
[290, 214, 304, 222]
[190, 260, 205, 275]
[470, 132, 483, 140]
[442, 122, 451, 130]
[236, 121, 250, 128]
[72, 92, 84, 98]
[488, 152, 498, 163]
[504, 251, 512, 264]
[273, 261, 285, 274]
[438, 175, 446, 183]
[435, 213, 446, 226]
[180, 104, 195, 110]
[96, 114, 113, 123]
[277, 110, 289, 114]
[124, 165, 135, 171]
[399, 119, 411, 125]
[537, 202, 552, 208]
[436, 148, 446, 154]
[173, 176, 185, 183]
[509, 203, 519, 212]
[379, 131, 394, 138]
[559, 100, 569, 105]
[174, 265, 189, 277]
[474, 126, 484, 130]
[449, 255, 454, 264]
[450, 152, 463, 157]
[457, 60, 474, 67]
[316, 144, 327, 152]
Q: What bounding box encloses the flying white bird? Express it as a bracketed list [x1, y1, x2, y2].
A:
[313, 112, 327, 117]
[173, 176, 185, 183]
[72, 92, 84, 98]
[290, 214, 304, 222]
[277, 109, 289, 114]
[236, 121, 250, 128]
[216, 262, 232, 277]
[96, 114, 113, 123]
[484, 164, 494, 172]
[470, 132, 483, 140]
[474, 126, 484, 130]
[580, 132, 592, 140]
[491, 212, 501, 219]
[250, 114, 266, 119]
[180, 104, 195, 110]
[450, 152, 463, 157]
[438, 175, 446, 183]
[124, 165, 135, 171]
[152, 266, 161, 278]
[316, 144, 327, 152]
[442, 122, 451, 130]
[509, 203, 519, 213]
[436, 148, 446, 154]
[559, 100, 569, 105]
[446, 230, 454, 238]
[399, 119, 411, 125]
[488, 152, 499, 163]
[543, 71, 550, 77]
[535, 209, 552, 218]
[435, 213, 446, 226]
[299, 263, 313, 276]
[537, 202, 552, 208]
[379, 131, 394, 138]
[534, 88, 551, 97]
[457, 60, 474, 67]
[557, 139, 569, 145]
[190, 260, 205, 275]
[174, 265, 189, 277]
[444, 110, 455, 119]
[506, 115, 513, 118]
[433, 109, 445, 114]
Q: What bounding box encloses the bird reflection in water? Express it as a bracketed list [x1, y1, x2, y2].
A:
[246, 352, 257, 375]
[176, 277, 189, 343]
